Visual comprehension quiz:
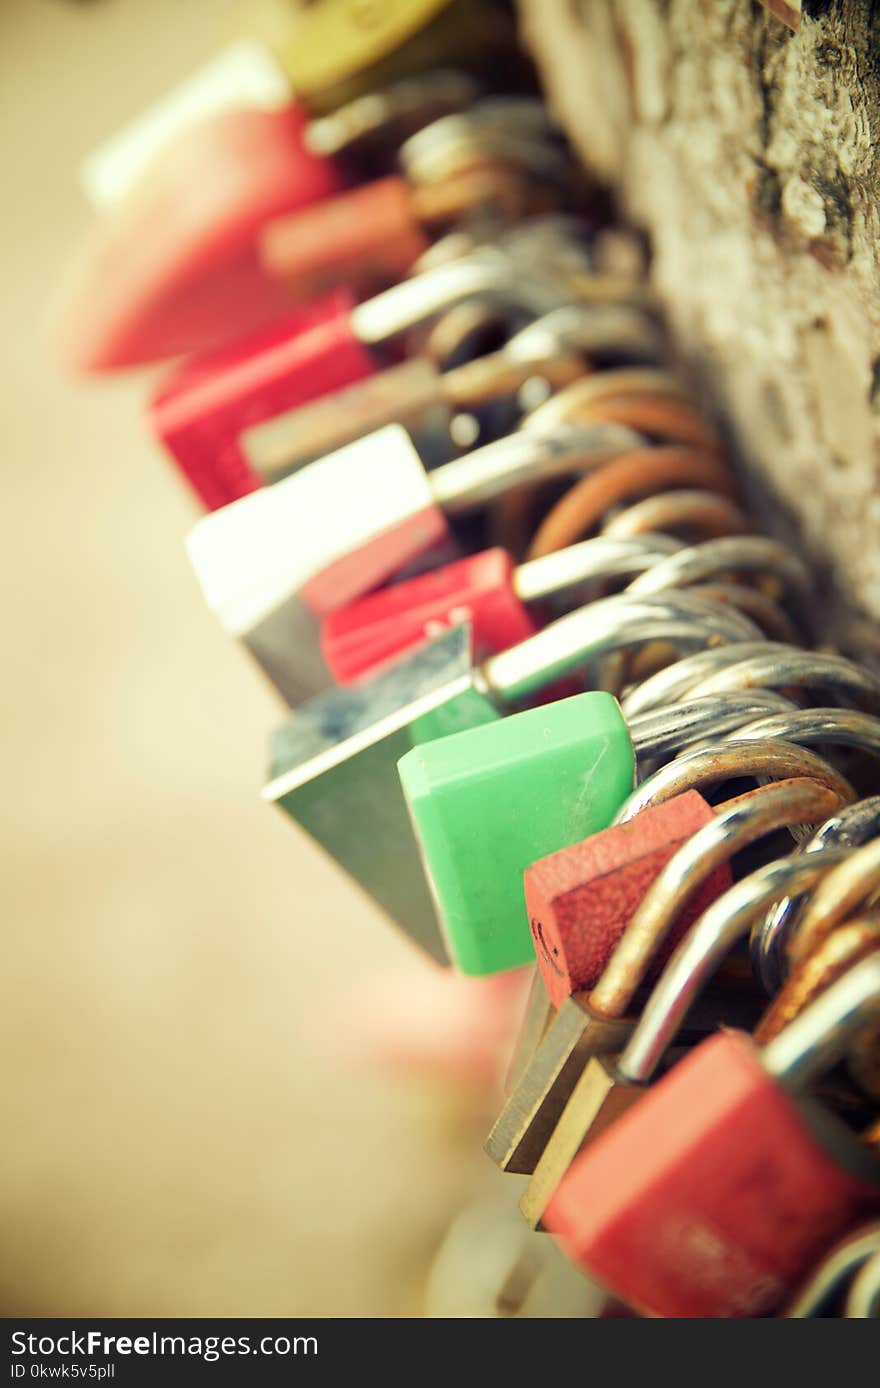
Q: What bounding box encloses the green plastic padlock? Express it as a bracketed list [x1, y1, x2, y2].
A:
[398, 691, 635, 975]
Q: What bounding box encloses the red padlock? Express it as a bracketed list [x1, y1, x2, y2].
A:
[260, 175, 431, 300]
[259, 164, 544, 301]
[545, 954, 880, 1318]
[525, 791, 733, 1009]
[149, 289, 374, 511]
[323, 548, 536, 678]
[54, 105, 342, 373]
[321, 535, 680, 683]
[149, 241, 577, 510]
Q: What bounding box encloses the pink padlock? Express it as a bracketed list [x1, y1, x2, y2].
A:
[55, 105, 343, 373]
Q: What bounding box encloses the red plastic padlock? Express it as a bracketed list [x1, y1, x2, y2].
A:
[260, 176, 431, 301]
[545, 955, 880, 1318]
[54, 105, 342, 373]
[524, 791, 734, 1009]
[321, 548, 538, 680]
[321, 535, 678, 684]
[149, 289, 374, 510]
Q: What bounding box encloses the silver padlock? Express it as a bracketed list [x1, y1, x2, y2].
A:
[263, 591, 760, 960]
[187, 419, 643, 706]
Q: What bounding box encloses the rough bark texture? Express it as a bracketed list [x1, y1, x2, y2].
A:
[519, 0, 880, 628]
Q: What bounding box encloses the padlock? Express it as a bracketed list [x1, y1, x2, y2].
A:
[483, 782, 834, 1179]
[524, 790, 734, 1009]
[321, 532, 804, 687]
[151, 289, 375, 513]
[397, 690, 635, 975]
[321, 534, 682, 685]
[274, 0, 457, 102]
[259, 133, 565, 298]
[520, 814, 854, 1228]
[588, 776, 848, 1020]
[187, 420, 644, 705]
[152, 239, 598, 509]
[263, 592, 756, 958]
[544, 953, 880, 1318]
[279, 0, 530, 117]
[239, 303, 655, 487]
[603, 487, 749, 541]
[55, 105, 343, 373]
[521, 738, 843, 1010]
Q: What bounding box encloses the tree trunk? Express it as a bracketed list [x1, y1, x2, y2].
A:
[519, 0, 880, 631]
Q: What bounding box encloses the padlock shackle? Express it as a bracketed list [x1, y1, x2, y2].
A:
[845, 1247, 880, 1318]
[734, 708, 880, 760]
[428, 422, 643, 514]
[621, 640, 784, 716]
[590, 778, 846, 1019]
[603, 488, 748, 541]
[350, 252, 568, 345]
[500, 304, 667, 368]
[785, 1221, 880, 1317]
[787, 836, 880, 971]
[617, 847, 849, 1084]
[754, 795, 880, 996]
[626, 534, 812, 603]
[761, 953, 880, 1089]
[614, 737, 854, 824]
[687, 648, 880, 713]
[628, 689, 796, 760]
[512, 533, 681, 605]
[482, 589, 761, 704]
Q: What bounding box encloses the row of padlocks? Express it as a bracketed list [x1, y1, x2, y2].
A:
[53, 0, 880, 1319]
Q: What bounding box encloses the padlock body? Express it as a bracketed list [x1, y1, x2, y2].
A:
[322, 548, 538, 684]
[545, 1030, 880, 1318]
[280, 0, 453, 99]
[152, 288, 374, 511]
[264, 626, 499, 960]
[58, 106, 343, 375]
[398, 692, 636, 975]
[260, 176, 430, 299]
[525, 791, 733, 1008]
[187, 424, 447, 704]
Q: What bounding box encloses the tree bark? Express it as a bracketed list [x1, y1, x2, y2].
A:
[519, 0, 880, 629]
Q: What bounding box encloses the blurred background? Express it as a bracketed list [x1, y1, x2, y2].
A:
[0, 0, 509, 1317]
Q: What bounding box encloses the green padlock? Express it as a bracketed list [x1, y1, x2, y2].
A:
[399, 692, 635, 975]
